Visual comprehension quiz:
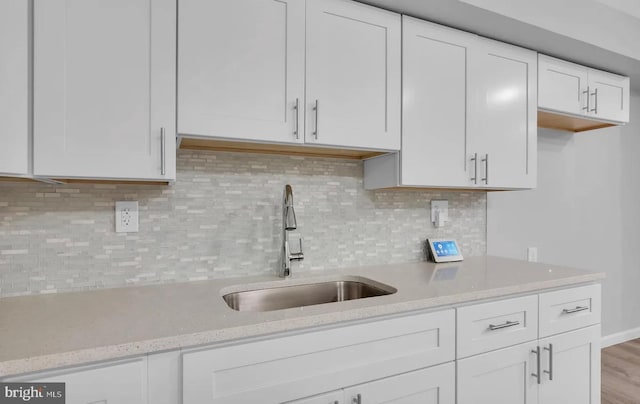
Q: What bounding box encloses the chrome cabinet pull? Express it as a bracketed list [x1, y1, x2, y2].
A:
[470, 153, 478, 184]
[544, 343, 554, 381]
[531, 346, 541, 385]
[481, 154, 489, 184]
[488, 320, 520, 331]
[352, 394, 362, 404]
[582, 86, 590, 111]
[160, 127, 166, 176]
[591, 88, 598, 114]
[563, 305, 589, 314]
[313, 100, 319, 139]
[293, 98, 300, 139]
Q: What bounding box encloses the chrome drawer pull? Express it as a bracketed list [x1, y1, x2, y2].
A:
[293, 98, 300, 139]
[488, 320, 520, 331]
[582, 86, 590, 111]
[531, 346, 541, 385]
[160, 127, 166, 176]
[544, 343, 554, 381]
[562, 305, 589, 314]
[470, 153, 478, 184]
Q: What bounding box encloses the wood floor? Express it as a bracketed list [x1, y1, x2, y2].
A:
[602, 339, 640, 404]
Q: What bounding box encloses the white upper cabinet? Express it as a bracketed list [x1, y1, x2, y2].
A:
[538, 56, 589, 116]
[364, 18, 536, 190]
[589, 69, 630, 123]
[400, 17, 472, 187]
[305, 0, 401, 151]
[473, 38, 537, 189]
[538, 54, 629, 130]
[178, 0, 305, 144]
[33, 0, 176, 181]
[0, 0, 29, 176]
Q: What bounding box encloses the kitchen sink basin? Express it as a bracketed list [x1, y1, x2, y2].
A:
[222, 278, 397, 312]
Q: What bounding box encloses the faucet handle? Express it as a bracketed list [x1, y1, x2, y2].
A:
[289, 237, 304, 261]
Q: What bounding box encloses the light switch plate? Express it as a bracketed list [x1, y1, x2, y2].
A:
[115, 201, 139, 233]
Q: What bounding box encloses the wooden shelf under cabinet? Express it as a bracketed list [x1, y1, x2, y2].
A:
[178, 138, 387, 160]
[538, 110, 617, 133]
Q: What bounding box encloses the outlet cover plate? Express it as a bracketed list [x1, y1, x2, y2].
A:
[115, 201, 139, 233]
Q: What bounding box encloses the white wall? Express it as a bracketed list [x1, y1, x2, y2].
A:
[488, 94, 640, 337]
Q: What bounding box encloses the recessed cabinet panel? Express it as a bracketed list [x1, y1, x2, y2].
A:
[4, 359, 148, 404]
[401, 18, 471, 187]
[285, 390, 343, 404]
[33, 0, 176, 180]
[474, 40, 537, 189]
[538, 56, 588, 116]
[589, 69, 630, 123]
[305, 0, 401, 151]
[343, 362, 455, 404]
[457, 342, 539, 404]
[178, 0, 305, 144]
[539, 326, 601, 404]
[0, 0, 29, 176]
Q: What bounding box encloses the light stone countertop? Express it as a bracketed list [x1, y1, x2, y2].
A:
[0, 255, 604, 377]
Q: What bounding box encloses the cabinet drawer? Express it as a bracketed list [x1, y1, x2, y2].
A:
[182, 309, 455, 404]
[457, 295, 538, 358]
[539, 284, 601, 338]
[2, 358, 148, 404]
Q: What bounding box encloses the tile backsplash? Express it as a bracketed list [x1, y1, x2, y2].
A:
[0, 150, 486, 297]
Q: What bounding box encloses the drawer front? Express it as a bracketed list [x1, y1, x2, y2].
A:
[182, 309, 455, 404]
[539, 284, 601, 338]
[2, 358, 148, 404]
[457, 295, 538, 358]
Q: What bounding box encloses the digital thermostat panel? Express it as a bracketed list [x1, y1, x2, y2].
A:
[427, 239, 464, 263]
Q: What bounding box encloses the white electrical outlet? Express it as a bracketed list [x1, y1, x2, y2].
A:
[115, 201, 139, 233]
[430, 200, 449, 227]
[527, 247, 538, 262]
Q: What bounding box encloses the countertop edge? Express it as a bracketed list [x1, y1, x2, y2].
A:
[0, 272, 604, 377]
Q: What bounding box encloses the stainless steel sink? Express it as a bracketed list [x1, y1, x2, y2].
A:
[222, 278, 396, 312]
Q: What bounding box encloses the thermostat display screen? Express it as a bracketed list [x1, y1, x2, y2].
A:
[433, 241, 459, 257]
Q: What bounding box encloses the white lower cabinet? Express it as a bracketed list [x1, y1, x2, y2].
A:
[343, 363, 455, 404]
[457, 285, 602, 404]
[0, 284, 600, 404]
[288, 363, 454, 404]
[286, 390, 344, 404]
[3, 358, 148, 404]
[539, 326, 601, 404]
[458, 342, 539, 404]
[181, 309, 455, 403]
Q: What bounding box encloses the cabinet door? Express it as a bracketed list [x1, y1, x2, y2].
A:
[457, 342, 539, 404]
[3, 358, 148, 404]
[343, 363, 455, 404]
[401, 18, 475, 187]
[285, 390, 343, 404]
[306, 0, 400, 151]
[0, 0, 29, 176]
[588, 69, 630, 123]
[538, 55, 589, 116]
[472, 39, 537, 189]
[33, 0, 176, 181]
[539, 326, 601, 404]
[178, 0, 305, 144]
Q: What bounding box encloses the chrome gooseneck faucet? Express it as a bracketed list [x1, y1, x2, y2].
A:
[281, 184, 304, 277]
